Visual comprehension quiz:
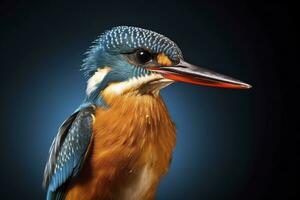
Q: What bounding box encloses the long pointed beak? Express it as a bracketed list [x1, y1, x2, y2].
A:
[149, 59, 251, 89]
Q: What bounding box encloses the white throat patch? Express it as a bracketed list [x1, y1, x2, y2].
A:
[86, 67, 111, 96]
[103, 73, 173, 96]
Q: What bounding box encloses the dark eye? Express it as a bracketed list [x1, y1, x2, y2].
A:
[136, 50, 152, 64]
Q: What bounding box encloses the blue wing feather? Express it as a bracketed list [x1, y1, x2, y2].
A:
[43, 105, 95, 200]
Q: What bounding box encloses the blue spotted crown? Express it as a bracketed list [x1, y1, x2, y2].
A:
[82, 26, 183, 77]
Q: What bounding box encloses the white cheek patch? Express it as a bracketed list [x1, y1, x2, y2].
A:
[86, 67, 111, 96]
[105, 73, 165, 95]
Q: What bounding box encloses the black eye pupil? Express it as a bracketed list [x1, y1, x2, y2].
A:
[136, 50, 151, 64]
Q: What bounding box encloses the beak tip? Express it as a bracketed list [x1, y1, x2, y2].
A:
[241, 83, 252, 89]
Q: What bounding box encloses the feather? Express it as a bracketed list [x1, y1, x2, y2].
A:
[43, 105, 95, 200]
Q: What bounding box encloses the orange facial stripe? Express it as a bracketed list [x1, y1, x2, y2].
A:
[157, 53, 173, 66]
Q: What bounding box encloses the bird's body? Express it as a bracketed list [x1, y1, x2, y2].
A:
[43, 26, 250, 200]
[64, 91, 175, 200]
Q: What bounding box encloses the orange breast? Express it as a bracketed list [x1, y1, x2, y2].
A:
[65, 94, 176, 200]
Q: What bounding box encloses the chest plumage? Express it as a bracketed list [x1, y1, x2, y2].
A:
[64, 93, 176, 200]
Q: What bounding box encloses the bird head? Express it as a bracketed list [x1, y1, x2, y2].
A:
[82, 26, 251, 100]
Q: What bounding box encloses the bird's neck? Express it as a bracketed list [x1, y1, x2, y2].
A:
[95, 89, 176, 147]
[101, 88, 164, 111]
[84, 72, 172, 108]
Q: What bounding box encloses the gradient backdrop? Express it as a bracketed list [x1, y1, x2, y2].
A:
[0, 0, 289, 199]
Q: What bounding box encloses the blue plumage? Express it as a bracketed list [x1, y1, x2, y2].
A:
[81, 26, 183, 78]
[43, 106, 95, 200]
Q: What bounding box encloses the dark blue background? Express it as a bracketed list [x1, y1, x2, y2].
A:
[0, 0, 290, 199]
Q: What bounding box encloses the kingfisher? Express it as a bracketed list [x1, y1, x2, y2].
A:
[43, 26, 251, 200]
